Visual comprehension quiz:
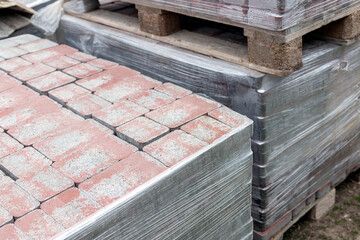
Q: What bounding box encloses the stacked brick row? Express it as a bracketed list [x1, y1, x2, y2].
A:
[0, 35, 253, 239]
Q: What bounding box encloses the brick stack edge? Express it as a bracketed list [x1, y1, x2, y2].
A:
[0, 35, 253, 239]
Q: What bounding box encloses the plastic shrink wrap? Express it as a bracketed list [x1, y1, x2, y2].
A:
[56, 15, 360, 238]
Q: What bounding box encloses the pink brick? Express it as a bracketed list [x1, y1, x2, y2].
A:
[0, 85, 38, 110]
[43, 55, 80, 69]
[48, 83, 89, 104]
[116, 117, 169, 148]
[181, 116, 231, 143]
[209, 106, 251, 128]
[0, 35, 39, 48]
[41, 188, 100, 229]
[18, 39, 58, 53]
[10, 63, 55, 82]
[155, 82, 192, 99]
[0, 57, 32, 72]
[0, 147, 51, 179]
[21, 45, 78, 63]
[95, 75, 160, 103]
[17, 167, 74, 202]
[128, 89, 175, 110]
[87, 58, 117, 69]
[0, 47, 28, 59]
[0, 176, 39, 218]
[0, 206, 12, 227]
[26, 71, 75, 93]
[146, 94, 220, 128]
[0, 224, 29, 240]
[66, 93, 111, 118]
[76, 66, 140, 91]
[63, 63, 102, 78]
[15, 210, 64, 240]
[79, 152, 166, 206]
[92, 100, 148, 129]
[52, 135, 137, 184]
[0, 74, 19, 92]
[143, 130, 208, 167]
[67, 52, 96, 62]
[0, 133, 23, 159]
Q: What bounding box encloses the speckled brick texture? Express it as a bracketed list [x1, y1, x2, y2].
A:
[0, 35, 252, 239]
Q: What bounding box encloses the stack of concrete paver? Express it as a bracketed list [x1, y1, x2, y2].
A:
[0, 35, 253, 239]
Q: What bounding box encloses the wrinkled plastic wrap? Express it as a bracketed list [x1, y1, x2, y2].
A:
[107, 0, 360, 31]
[56, 15, 360, 236]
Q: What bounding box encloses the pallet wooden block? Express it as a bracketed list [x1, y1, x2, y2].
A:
[309, 189, 336, 220]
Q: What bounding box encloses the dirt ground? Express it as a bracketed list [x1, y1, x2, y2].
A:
[284, 171, 360, 240]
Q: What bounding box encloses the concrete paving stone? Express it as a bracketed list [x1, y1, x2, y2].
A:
[209, 106, 251, 128]
[79, 151, 166, 206]
[116, 116, 169, 148]
[0, 47, 28, 59]
[0, 34, 39, 48]
[76, 66, 140, 91]
[26, 71, 76, 93]
[52, 135, 137, 184]
[66, 93, 112, 118]
[43, 55, 80, 70]
[0, 74, 20, 93]
[41, 187, 101, 229]
[92, 100, 149, 129]
[21, 45, 78, 63]
[17, 167, 74, 202]
[67, 51, 96, 62]
[146, 94, 221, 129]
[10, 63, 55, 82]
[143, 130, 208, 167]
[0, 224, 30, 240]
[0, 147, 51, 179]
[0, 57, 32, 72]
[95, 75, 161, 103]
[87, 58, 118, 69]
[0, 132, 23, 159]
[18, 39, 58, 53]
[181, 115, 232, 143]
[0, 176, 39, 218]
[0, 206, 12, 227]
[63, 63, 102, 79]
[155, 82, 192, 99]
[15, 209, 64, 240]
[0, 85, 38, 110]
[48, 83, 89, 105]
[128, 89, 175, 110]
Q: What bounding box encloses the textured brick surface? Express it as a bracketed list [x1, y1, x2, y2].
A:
[63, 63, 102, 78]
[27, 71, 76, 93]
[10, 63, 55, 82]
[22, 45, 78, 63]
[67, 93, 111, 118]
[48, 83, 89, 104]
[0, 57, 32, 72]
[0, 224, 29, 240]
[129, 89, 175, 110]
[18, 39, 58, 53]
[0, 206, 12, 227]
[43, 55, 80, 70]
[0, 132, 23, 158]
[155, 82, 192, 99]
[209, 106, 250, 128]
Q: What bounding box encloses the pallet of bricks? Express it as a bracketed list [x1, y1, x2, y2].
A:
[58, 0, 360, 239]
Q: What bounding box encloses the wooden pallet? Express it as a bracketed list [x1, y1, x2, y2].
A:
[64, 1, 360, 76]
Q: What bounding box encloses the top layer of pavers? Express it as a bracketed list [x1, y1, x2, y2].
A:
[0, 35, 252, 239]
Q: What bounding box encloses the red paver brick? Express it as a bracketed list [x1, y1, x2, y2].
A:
[0, 206, 12, 227]
[43, 55, 80, 69]
[0, 47, 28, 59]
[87, 58, 117, 69]
[10, 63, 55, 82]
[0, 224, 30, 240]
[52, 135, 137, 184]
[0, 133, 23, 159]
[0, 57, 32, 72]
[66, 93, 111, 118]
[116, 117, 169, 148]
[128, 89, 175, 110]
[208, 106, 251, 128]
[95, 75, 161, 103]
[63, 63, 101, 78]
[181, 116, 232, 143]
[146, 94, 220, 129]
[26, 71, 76, 93]
[0, 147, 51, 179]
[0, 176, 39, 218]
[17, 167, 73, 202]
[0, 74, 20, 92]
[155, 82, 192, 99]
[18, 39, 58, 53]
[76, 66, 139, 91]
[41, 187, 100, 229]
[67, 52, 96, 62]
[79, 151, 166, 206]
[15, 209, 64, 240]
[92, 100, 148, 129]
[21, 45, 78, 63]
[0, 34, 39, 48]
[0, 85, 38, 110]
[48, 83, 89, 104]
[143, 130, 208, 167]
